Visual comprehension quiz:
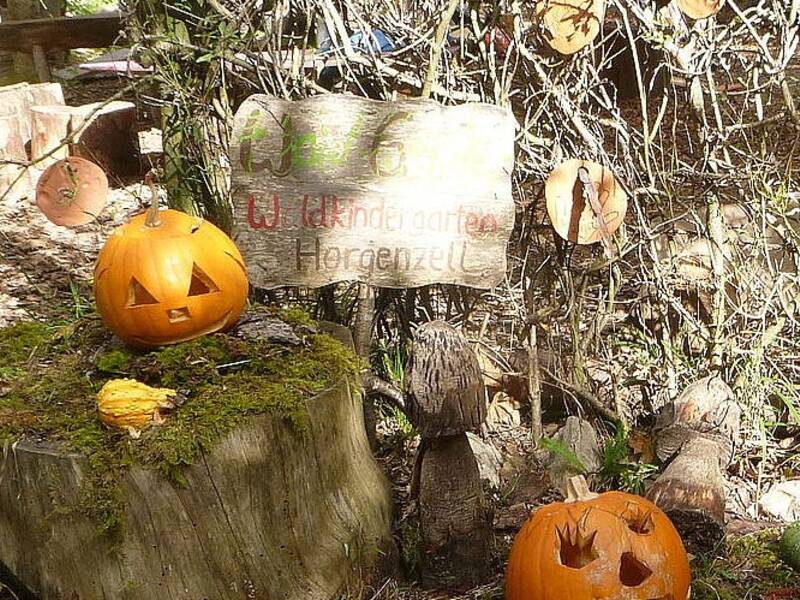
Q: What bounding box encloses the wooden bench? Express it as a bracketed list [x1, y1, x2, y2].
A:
[0, 13, 122, 81]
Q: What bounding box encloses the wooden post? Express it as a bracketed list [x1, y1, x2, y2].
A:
[354, 282, 378, 448]
[31, 44, 50, 82]
[528, 323, 543, 444]
[29, 105, 71, 170]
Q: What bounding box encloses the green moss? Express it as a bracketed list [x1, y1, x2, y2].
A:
[95, 350, 134, 374]
[693, 529, 800, 599]
[0, 309, 359, 536]
[0, 321, 51, 380]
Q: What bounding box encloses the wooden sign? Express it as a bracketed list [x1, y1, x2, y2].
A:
[230, 94, 515, 290]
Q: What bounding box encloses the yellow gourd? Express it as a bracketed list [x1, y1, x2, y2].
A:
[97, 378, 177, 435]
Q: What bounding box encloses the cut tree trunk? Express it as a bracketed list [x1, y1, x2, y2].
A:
[418, 433, 492, 585]
[29, 105, 71, 170]
[0, 327, 394, 600]
[0, 114, 31, 202]
[646, 435, 726, 552]
[70, 100, 140, 178]
[0, 81, 64, 144]
[648, 375, 740, 552]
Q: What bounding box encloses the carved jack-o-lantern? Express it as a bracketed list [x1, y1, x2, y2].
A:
[506, 477, 691, 600]
[94, 189, 248, 348]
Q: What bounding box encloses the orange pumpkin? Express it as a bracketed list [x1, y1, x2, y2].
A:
[536, 0, 606, 55]
[506, 477, 691, 600]
[94, 185, 248, 348]
[677, 0, 724, 20]
[36, 157, 108, 227]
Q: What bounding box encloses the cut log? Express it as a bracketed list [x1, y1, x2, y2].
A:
[648, 375, 740, 553]
[0, 114, 31, 202]
[29, 105, 71, 170]
[0, 326, 394, 600]
[0, 81, 64, 144]
[418, 434, 492, 584]
[70, 100, 140, 178]
[646, 435, 726, 552]
[653, 374, 741, 465]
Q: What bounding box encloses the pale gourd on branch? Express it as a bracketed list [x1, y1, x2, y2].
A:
[535, 0, 606, 55]
[677, 0, 725, 20]
[545, 159, 628, 259]
[35, 156, 108, 227]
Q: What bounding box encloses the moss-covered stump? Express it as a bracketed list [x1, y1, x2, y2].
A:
[0, 313, 394, 600]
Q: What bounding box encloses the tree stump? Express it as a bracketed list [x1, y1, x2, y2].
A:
[0, 81, 64, 144]
[70, 101, 140, 178]
[29, 105, 71, 170]
[646, 435, 727, 551]
[647, 375, 741, 552]
[0, 114, 31, 202]
[0, 327, 394, 600]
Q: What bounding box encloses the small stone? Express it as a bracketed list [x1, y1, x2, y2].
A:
[760, 481, 800, 522]
[485, 392, 521, 432]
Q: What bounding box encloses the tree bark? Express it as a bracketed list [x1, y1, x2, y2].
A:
[0, 327, 395, 600]
[418, 434, 492, 585]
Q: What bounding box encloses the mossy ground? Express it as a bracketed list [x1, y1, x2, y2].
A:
[0, 309, 359, 534]
[692, 528, 800, 600]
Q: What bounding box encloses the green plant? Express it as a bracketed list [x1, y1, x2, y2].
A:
[598, 426, 658, 495]
[538, 436, 587, 474]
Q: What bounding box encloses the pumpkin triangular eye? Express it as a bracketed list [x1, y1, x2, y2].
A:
[127, 277, 159, 307]
[188, 264, 219, 296]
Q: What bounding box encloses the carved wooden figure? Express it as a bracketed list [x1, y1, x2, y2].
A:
[406, 320, 491, 583]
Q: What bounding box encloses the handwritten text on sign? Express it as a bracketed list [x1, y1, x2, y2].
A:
[230, 94, 515, 289]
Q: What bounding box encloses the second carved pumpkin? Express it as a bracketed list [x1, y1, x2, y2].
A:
[506, 477, 691, 600]
[94, 191, 248, 348]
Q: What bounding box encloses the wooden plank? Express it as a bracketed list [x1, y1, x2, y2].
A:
[0, 14, 122, 52]
[230, 94, 516, 290]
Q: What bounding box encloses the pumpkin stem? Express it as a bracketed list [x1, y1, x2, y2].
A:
[144, 172, 161, 227]
[565, 475, 599, 503]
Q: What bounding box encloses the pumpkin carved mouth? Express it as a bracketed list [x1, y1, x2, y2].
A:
[167, 307, 191, 323]
[130, 309, 233, 346]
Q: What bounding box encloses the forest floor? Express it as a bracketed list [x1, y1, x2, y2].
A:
[3, 67, 800, 599]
